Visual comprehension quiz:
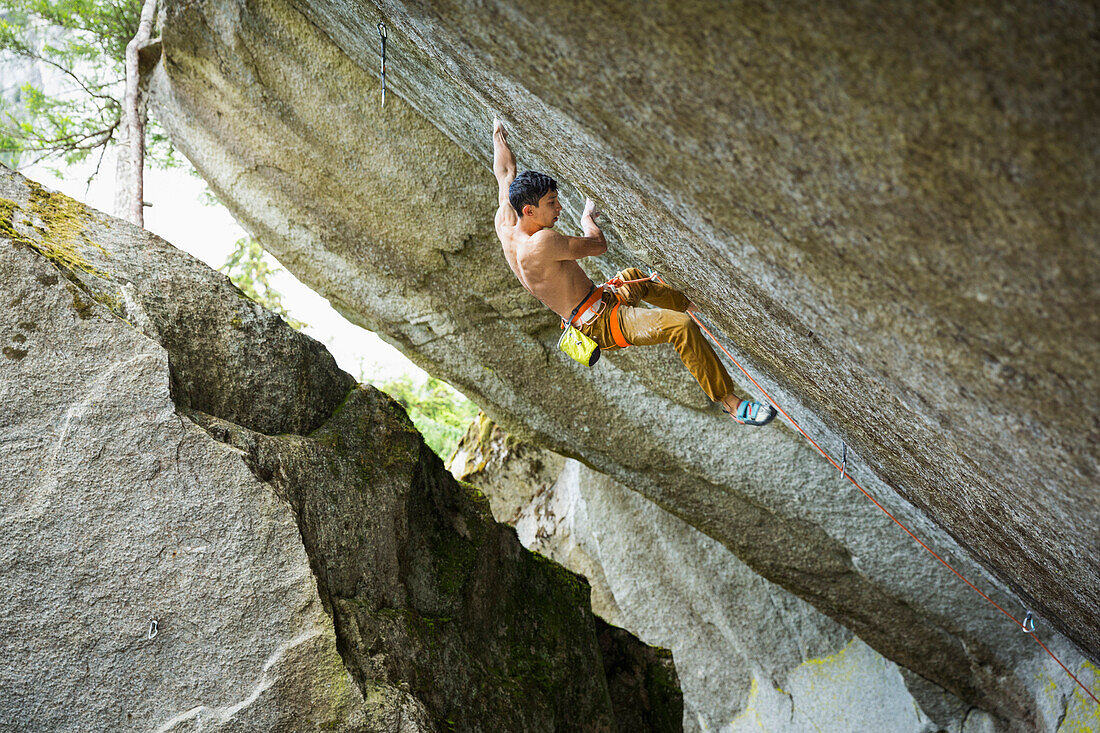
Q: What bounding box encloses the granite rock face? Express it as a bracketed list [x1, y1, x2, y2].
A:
[147, 0, 1098, 728]
[451, 416, 1100, 733]
[0, 167, 681, 732]
[0, 171, 366, 731]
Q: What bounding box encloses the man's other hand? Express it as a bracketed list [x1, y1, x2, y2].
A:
[582, 197, 600, 221]
[493, 117, 507, 140]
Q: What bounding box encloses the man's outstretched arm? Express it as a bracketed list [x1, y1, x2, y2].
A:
[493, 118, 518, 229]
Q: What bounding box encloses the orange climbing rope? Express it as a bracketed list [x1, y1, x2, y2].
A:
[612, 271, 1100, 706]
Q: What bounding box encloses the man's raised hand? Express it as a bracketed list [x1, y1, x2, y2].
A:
[493, 117, 507, 141]
[580, 197, 604, 241]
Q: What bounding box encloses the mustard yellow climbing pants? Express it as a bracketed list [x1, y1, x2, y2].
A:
[578, 268, 736, 402]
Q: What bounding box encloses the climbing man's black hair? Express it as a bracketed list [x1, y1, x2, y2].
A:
[508, 170, 557, 217]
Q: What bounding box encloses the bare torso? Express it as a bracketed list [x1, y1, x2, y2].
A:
[497, 224, 597, 321]
[491, 123, 604, 321]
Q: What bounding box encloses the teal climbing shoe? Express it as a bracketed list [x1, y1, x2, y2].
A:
[725, 399, 777, 426]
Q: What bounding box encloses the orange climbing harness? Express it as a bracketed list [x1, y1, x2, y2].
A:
[606, 301, 630, 347]
[603, 272, 657, 348]
[636, 271, 1100, 706]
[564, 285, 607, 328]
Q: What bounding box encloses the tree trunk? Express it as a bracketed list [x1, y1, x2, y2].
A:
[115, 0, 158, 227]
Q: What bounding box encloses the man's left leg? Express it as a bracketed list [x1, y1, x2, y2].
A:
[613, 268, 690, 311]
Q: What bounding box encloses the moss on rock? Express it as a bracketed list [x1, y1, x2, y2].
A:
[2, 186, 111, 280]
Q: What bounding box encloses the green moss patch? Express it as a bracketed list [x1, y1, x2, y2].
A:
[1, 184, 111, 280]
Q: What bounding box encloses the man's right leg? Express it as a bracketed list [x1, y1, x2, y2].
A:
[614, 303, 777, 425]
[615, 304, 734, 403]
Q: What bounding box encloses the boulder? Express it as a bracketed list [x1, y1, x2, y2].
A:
[0, 170, 365, 731]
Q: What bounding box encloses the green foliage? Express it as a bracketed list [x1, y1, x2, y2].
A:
[217, 235, 306, 331]
[371, 375, 479, 460]
[2, 1, 140, 62]
[0, 0, 179, 174]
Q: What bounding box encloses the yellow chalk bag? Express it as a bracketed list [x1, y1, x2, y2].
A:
[558, 324, 601, 366]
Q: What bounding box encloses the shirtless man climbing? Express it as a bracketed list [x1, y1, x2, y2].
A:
[491, 118, 776, 426]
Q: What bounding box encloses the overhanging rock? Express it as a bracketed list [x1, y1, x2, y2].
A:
[148, 0, 1099, 727]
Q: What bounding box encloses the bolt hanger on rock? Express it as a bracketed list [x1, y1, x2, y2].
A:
[377, 22, 387, 108]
